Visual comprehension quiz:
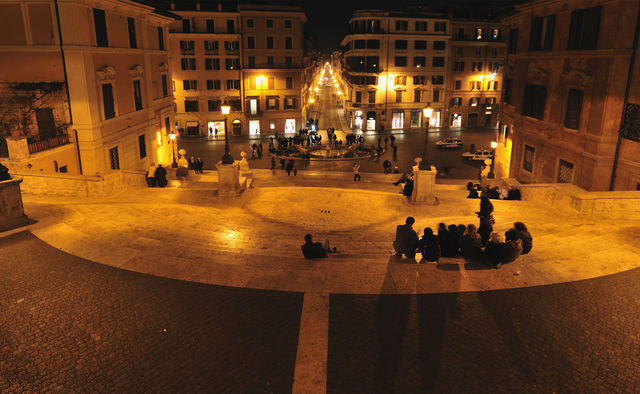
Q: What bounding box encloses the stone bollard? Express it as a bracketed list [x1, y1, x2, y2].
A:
[0, 178, 30, 231]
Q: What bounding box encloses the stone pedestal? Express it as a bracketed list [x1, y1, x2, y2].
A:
[412, 165, 438, 205]
[0, 178, 29, 231]
[7, 137, 29, 160]
[217, 162, 241, 196]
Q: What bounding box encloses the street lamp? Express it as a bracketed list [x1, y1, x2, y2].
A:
[220, 103, 234, 164]
[169, 131, 177, 168]
[489, 141, 498, 178]
[419, 103, 433, 170]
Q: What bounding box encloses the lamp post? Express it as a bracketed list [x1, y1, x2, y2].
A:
[220, 104, 234, 164]
[489, 140, 498, 178]
[419, 103, 433, 170]
[169, 131, 177, 168]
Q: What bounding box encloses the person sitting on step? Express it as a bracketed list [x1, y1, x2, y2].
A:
[302, 234, 336, 259]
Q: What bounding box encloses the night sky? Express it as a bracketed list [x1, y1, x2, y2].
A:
[300, 0, 524, 53]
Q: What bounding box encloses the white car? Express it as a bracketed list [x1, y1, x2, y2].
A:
[462, 149, 493, 161]
[435, 138, 463, 149]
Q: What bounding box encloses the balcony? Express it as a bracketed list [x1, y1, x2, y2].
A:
[347, 28, 386, 35]
[453, 35, 506, 43]
[27, 134, 70, 154]
[245, 63, 302, 70]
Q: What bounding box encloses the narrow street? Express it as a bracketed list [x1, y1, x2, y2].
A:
[178, 80, 496, 178]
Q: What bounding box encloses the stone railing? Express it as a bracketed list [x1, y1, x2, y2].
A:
[496, 178, 640, 220]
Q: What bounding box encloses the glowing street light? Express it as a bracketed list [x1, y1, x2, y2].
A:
[420, 103, 433, 170]
[169, 131, 177, 167]
[309, 97, 315, 104]
[220, 103, 234, 164]
[489, 141, 498, 178]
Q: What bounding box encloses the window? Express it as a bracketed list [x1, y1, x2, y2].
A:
[568, 6, 601, 50]
[285, 37, 292, 49]
[102, 83, 115, 119]
[180, 40, 194, 54]
[523, 145, 535, 172]
[454, 80, 461, 90]
[355, 91, 362, 103]
[225, 58, 239, 70]
[529, 15, 556, 51]
[286, 56, 293, 66]
[132, 80, 143, 111]
[204, 40, 218, 53]
[161, 75, 168, 97]
[470, 97, 479, 107]
[474, 47, 482, 57]
[456, 47, 464, 57]
[564, 89, 584, 129]
[226, 80, 240, 90]
[433, 90, 440, 102]
[182, 19, 191, 33]
[504, 78, 513, 104]
[433, 41, 446, 50]
[451, 97, 462, 106]
[367, 39, 380, 49]
[230, 100, 242, 111]
[456, 28, 465, 40]
[470, 81, 481, 90]
[182, 58, 196, 70]
[558, 159, 574, 183]
[285, 19, 292, 28]
[368, 91, 376, 103]
[395, 90, 403, 103]
[415, 21, 427, 31]
[226, 20, 234, 33]
[247, 56, 255, 68]
[395, 20, 408, 31]
[491, 48, 498, 57]
[183, 80, 197, 90]
[414, 89, 421, 103]
[395, 40, 407, 50]
[127, 17, 137, 48]
[266, 36, 274, 49]
[224, 41, 239, 53]
[414, 40, 427, 50]
[487, 80, 499, 91]
[414, 57, 426, 67]
[93, 8, 108, 47]
[266, 19, 273, 28]
[522, 84, 548, 120]
[472, 62, 483, 71]
[247, 18, 254, 28]
[206, 19, 215, 33]
[354, 40, 365, 49]
[284, 97, 296, 109]
[286, 77, 293, 89]
[205, 58, 219, 70]
[434, 21, 447, 32]
[486, 97, 496, 105]
[207, 80, 221, 90]
[454, 61, 464, 72]
[138, 134, 146, 159]
[432, 57, 444, 67]
[394, 76, 407, 85]
[208, 100, 221, 112]
[157, 27, 164, 50]
[508, 28, 518, 54]
[247, 36, 255, 49]
[394, 56, 407, 67]
[475, 28, 484, 40]
[413, 76, 426, 85]
[184, 100, 198, 112]
[432, 75, 444, 85]
[492, 28, 500, 40]
[109, 146, 119, 170]
[266, 97, 279, 110]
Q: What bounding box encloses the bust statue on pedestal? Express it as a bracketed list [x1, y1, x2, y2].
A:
[176, 148, 189, 178]
[238, 151, 250, 172]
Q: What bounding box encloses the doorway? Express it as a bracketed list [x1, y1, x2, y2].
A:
[249, 120, 260, 135]
[366, 111, 376, 131]
[354, 110, 363, 129]
[391, 110, 404, 129]
[450, 113, 462, 127]
[232, 119, 242, 136]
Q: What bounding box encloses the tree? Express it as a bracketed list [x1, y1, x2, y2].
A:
[0, 81, 65, 137]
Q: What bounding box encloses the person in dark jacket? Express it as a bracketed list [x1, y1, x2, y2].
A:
[483, 232, 504, 268]
[437, 223, 453, 257]
[477, 193, 494, 219]
[402, 179, 414, 197]
[478, 215, 494, 247]
[501, 229, 523, 263]
[453, 224, 466, 256]
[154, 164, 167, 187]
[460, 224, 483, 261]
[301, 234, 335, 259]
[418, 227, 440, 263]
[513, 222, 533, 254]
[393, 217, 418, 259]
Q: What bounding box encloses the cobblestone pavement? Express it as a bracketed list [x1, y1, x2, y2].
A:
[0, 232, 303, 392]
[328, 270, 640, 393]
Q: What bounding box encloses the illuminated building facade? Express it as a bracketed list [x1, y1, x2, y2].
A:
[167, 2, 307, 137]
[447, 20, 505, 129]
[340, 10, 451, 131]
[0, 0, 178, 175]
[498, 0, 640, 191]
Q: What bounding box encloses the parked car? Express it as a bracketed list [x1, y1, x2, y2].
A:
[435, 138, 463, 149]
[462, 149, 493, 161]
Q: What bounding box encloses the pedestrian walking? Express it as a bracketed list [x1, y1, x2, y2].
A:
[270, 156, 276, 170]
[392, 145, 398, 162]
[286, 159, 295, 176]
[389, 135, 396, 146]
[196, 157, 204, 173]
[353, 162, 361, 181]
[258, 143, 263, 159]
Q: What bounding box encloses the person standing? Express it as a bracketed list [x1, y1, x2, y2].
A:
[352, 162, 361, 181]
[270, 156, 276, 171]
[196, 157, 204, 174]
[146, 162, 157, 187]
[389, 134, 396, 146]
[286, 159, 295, 176]
[154, 164, 167, 187]
[384, 135, 389, 148]
[392, 145, 398, 162]
[258, 143, 263, 159]
[280, 158, 286, 170]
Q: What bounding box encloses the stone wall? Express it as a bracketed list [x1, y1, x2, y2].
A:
[498, 178, 640, 220]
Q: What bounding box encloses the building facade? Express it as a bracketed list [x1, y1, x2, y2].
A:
[446, 20, 505, 129]
[0, 0, 178, 175]
[497, 0, 640, 191]
[167, 2, 307, 137]
[339, 10, 451, 132]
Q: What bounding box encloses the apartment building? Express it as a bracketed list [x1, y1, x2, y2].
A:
[447, 20, 505, 128]
[0, 0, 178, 175]
[340, 10, 451, 131]
[167, 1, 307, 137]
[497, 0, 640, 191]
